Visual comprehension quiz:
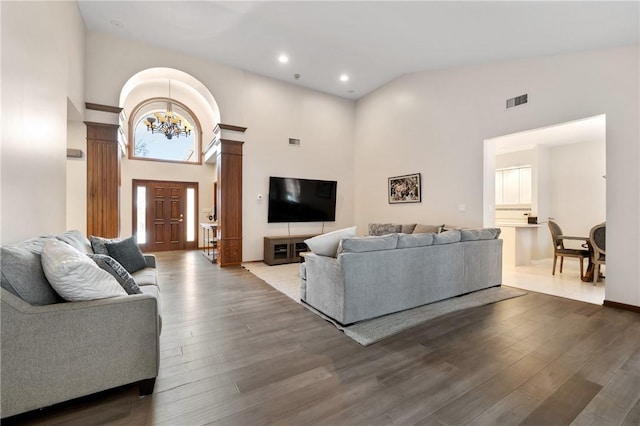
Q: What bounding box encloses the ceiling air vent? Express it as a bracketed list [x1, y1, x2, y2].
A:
[289, 138, 301, 147]
[506, 94, 528, 109]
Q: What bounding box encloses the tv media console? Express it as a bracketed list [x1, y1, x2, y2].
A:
[263, 234, 317, 265]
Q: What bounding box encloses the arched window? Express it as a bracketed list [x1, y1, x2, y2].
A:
[129, 98, 201, 164]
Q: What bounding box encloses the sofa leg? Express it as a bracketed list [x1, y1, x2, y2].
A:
[138, 378, 156, 396]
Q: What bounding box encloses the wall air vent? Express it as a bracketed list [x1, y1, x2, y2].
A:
[289, 138, 301, 147]
[506, 94, 528, 109]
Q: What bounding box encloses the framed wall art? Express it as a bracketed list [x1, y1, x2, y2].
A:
[388, 173, 421, 204]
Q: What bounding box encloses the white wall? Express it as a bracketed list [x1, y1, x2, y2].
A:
[84, 32, 356, 261]
[355, 45, 639, 307]
[1, 1, 86, 244]
[549, 140, 606, 236]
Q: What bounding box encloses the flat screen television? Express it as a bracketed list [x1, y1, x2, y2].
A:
[268, 176, 337, 223]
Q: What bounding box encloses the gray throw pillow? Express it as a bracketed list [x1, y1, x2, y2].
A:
[90, 235, 119, 255]
[338, 233, 398, 253]
[401, 224, 417, 234]
[87, 254, 142, 295]
[104, 236, 147, 273]
[432, 229, 462, 245]
[0, 243, 61, 305]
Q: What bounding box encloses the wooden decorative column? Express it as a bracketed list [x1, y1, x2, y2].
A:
[216, 139, 244, 266]
[85, 122, 120, 238]
[215, 124, 245, 267]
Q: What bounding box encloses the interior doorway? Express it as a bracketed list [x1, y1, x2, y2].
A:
[483, 114, 606, 304]
[133, 179, 198, 252]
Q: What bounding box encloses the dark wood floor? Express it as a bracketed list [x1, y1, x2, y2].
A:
[6, 250, 640, 425]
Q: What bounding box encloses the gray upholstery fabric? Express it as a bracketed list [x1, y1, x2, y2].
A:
[0, 243, 61, 305]
[303, 237, 503, 324]
[105, 236, 147, 273]
[1, 287, 159, 419]
[413, 224, 440, 234]
[131, 267, 158, 287]
[432, 229, 462, 245]
[89, 235, 119, 255]
[460, 228, 501, 241]
[368, 223, 402, 236]
[88, 254, 142, 295]
[401, 224, 417, 234]
[55, 230, 93, 254]
[299, 263, 307, 301]
[339, 234, 398, 253]
[397, 232, 434, 248]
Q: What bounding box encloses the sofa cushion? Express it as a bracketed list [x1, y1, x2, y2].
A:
[432, 229, 462, 245]
[55, 230, 93, 254]
[41, 239, 127, 301]
[88, 254, 142, 295]
[0, 240, 61, 305]
[397, 232, 434, 248]
[305, 226, 356, 257]
[131, 268, 158, 287]
[460, 228, 502, 241]
[368, 223, 402, 236]
[413, 224, 440, 234]
[90, 235, 120, 255]
[401, 224, 417, 234]
[105, 236, 147, 273]
[339, 234, 398, 254]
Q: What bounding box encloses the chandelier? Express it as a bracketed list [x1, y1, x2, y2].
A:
[143, 81, 192, 140]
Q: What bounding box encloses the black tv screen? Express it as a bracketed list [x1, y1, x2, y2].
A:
[268, 177, 337, 223]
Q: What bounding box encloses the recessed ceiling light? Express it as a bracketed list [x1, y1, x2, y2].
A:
[278, 54, 289, 64]
[339, 74, 350, 82]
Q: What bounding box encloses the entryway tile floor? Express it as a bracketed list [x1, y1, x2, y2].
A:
[503, 258, 605, 305]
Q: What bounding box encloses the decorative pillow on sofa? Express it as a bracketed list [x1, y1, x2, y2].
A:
[89, 235, 120, 255]
[368, 223, 402, 236]
[87, 254, 142, 295]
[460, 228, 501, 241]
[55, 230, 93, 254]
[41, 239, 126, 301]
[1, 241, 61, 305]
[338, 234, 398, 254]
[401, 224, 417, 234]
[105, 236, 147, 273]
[432, 229, 462, 245]
[397, 232, 434, 248]
[305, 226, 356, 257]
[413, 224, 440, 234]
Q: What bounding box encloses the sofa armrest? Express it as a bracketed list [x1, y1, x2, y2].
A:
[144, 254, 156, 268]
[303, 253, 347, 323]
[1, 288, 159, 418]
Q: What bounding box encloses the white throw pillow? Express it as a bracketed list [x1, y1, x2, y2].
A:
[305, 226, 357, 257]
[41, 239, 127, 301]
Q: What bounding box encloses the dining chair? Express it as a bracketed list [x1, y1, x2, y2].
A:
[589, 222, 606, 284]
[547, 220, 590, 278]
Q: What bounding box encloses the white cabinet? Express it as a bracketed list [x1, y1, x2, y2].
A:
[496, 166, 532, 205]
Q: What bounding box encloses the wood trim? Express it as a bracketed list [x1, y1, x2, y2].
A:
[216, 123, 247, 133]
[603, 300, 640, 313]
[85, 103, 123, 114]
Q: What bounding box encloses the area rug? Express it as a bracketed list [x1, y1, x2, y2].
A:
[241, 262, 526, 346]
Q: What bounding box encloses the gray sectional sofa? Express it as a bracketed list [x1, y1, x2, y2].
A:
[0, 230, 161, 419]
[300, 226, 502, 325]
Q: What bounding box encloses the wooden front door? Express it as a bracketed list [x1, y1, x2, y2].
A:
[133, 180, 198, 252]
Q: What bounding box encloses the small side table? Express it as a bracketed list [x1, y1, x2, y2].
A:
[201, 223, 217, 263]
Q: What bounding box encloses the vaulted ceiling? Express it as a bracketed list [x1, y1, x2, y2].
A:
[78, 1, 639, 100]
